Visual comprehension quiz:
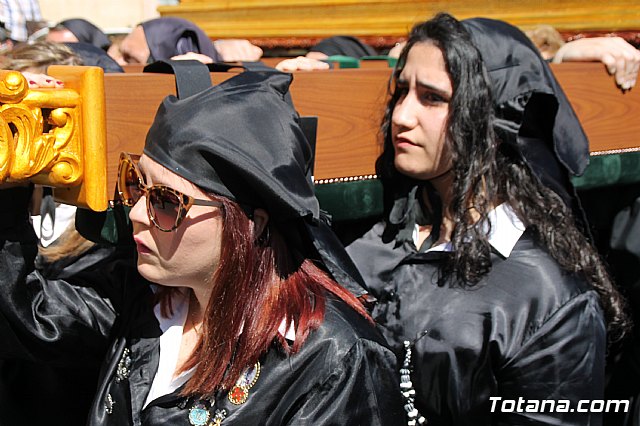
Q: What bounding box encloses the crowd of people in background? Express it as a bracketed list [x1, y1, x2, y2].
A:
[1, 2, 640, 426]
[0, 1, 638, 89]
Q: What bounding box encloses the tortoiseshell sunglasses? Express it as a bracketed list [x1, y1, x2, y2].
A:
[116, 152, 222, 232]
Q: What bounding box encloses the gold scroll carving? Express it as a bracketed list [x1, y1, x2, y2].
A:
[0, 66, 108, 211]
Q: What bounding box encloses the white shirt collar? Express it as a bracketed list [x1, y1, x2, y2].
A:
[144, 288, 296, 407]
[416, 203, 525, 258]
[278, 319, 297, 341]
[144, 288, 191, 408]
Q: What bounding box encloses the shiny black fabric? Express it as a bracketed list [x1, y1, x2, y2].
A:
[348, 223, 606, 425]
[461, 18, 589, 177]
[141, 17, 221, 63]
[65, 42, 124, 73]
[144, 71, 317, 221]
[309, 36, 378, 58]
[121, 299, 402, 426]
[461, 18, 589, 218]
[347, 17, 606, 425]
[145, 70, 368, 297]
[60, 18, 111, 50]
[0, 187, 403, 425]
[0, 242, 117, 424]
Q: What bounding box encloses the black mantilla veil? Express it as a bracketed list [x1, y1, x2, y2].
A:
[309, 36, 378, 58]
[65, 42, 124, 73]
[461, 17, 591, 230]
[459, 18, 626, 338]
[140, 17, 221, 63]
[378, 16, 591, 247]
[143, 70, 368, 298]
[59, 18, 111, 51]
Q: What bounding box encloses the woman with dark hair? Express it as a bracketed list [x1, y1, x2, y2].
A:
[347, 13, 628, 425]
[0, 71, 403, 425]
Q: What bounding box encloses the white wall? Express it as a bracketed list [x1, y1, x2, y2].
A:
[39, 0, 160, 32]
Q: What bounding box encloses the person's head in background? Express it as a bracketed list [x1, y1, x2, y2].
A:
[107, 17, 220, 66]
[38, 20, 123, 73]
[46, 18, 111, 51]
[0, 41, 91, 254]
[388, 25, 566, 61]
[524, 24, 565, 60]
[0, 40, 82, 72]
[306, 35, 377, 60]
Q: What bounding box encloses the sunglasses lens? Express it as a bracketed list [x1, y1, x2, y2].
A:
[149, 187, 182, 231]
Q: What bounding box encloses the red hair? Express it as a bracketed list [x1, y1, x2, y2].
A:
[158, 197, 369, 396]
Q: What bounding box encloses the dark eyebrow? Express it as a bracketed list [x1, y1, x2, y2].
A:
[416, 79, 452, 100]
[396, 76, 452, 100]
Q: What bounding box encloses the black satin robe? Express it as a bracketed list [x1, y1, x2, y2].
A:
[347, 220, 606, 426]
[0, 187, 404, 425]
[0, 240, 117, 425]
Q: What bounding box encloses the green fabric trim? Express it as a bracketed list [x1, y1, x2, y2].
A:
[75, 204, 132, 245]
[361, 55, 398, 67]
[78, 153, 640, 243]
[324, 55, 397, 69]
[572, 152, 640, 190]
[325, 55, 360, 68]
[315, 153, 640, 221]
[315, 179, 383, 222]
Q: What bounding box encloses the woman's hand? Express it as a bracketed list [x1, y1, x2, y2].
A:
[21, 72, 64, 89]
[553, 37, 640, 91]
[213, 39, 263, 62]
[170, 52, 214, 64]
[275, 56, 330, 72]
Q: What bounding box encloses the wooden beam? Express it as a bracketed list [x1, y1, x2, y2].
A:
[550, 62, 640, 155]
[159, 0, 640, 46]
[103, 63, 640, 195]
[103, 68, 388, 192]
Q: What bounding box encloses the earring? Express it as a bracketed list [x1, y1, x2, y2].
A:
[256, 227, 270, 245]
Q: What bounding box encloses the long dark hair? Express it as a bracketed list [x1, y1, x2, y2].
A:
[158, 197, 370, 396]
[378, 13, 628, 341]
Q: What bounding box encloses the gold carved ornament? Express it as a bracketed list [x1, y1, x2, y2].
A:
[0, 67, 108, 211]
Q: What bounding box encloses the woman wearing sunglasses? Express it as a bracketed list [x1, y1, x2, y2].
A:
[0, 71, 403, 425]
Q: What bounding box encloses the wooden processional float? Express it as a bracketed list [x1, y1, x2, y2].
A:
[0, 63, 638, 221]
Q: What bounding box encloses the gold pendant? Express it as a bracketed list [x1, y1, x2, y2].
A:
[208, 409, 227, 426]
[228, 385, 249, 405]
[227, 361, 260, 405]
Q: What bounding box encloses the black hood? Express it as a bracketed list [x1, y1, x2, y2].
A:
[309, 36, 378, 58]
[140, 17, 221, 62]
[143, 71, 318, 221]
[143, 70, 368, 297]
[462, 17, 590, 219]
[60, 18, 111, 51]
[65, 42, 124, 73]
